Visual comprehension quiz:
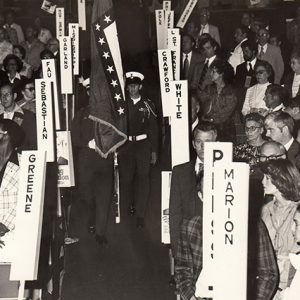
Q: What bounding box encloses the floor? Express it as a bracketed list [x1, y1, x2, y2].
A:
[61, 165, 176, 300]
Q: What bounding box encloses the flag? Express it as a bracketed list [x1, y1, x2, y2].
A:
[89, 0, 127, 158]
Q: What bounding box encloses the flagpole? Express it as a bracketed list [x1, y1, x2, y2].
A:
[113, 152, 120, 223]
[17, 280, 25, 300]
[65, 94, 69, 131]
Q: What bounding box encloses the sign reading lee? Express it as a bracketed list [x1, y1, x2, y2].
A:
[35, 79, 55, 162]
[10, 151, 47, 281]
[59, 36, 73, 94]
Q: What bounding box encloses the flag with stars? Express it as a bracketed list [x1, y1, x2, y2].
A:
[89, 0, 127, 158]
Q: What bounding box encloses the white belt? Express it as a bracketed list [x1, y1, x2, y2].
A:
[128, 134, 147, 142]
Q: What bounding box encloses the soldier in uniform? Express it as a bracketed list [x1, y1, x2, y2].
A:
[118, 72, 159, 228]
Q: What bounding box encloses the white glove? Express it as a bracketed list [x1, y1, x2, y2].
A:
[88, 139, 96, 150]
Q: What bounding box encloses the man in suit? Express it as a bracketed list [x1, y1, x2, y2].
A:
[0, 84, 36, 151]
[190, 36, 220, 91]
[263, 84, 288, 113]
[181, 34, 204, 87]
[257, 28, 284, 84]
[169, 121, 217, 257]
[235, 40, 260, 112]
[197, 7, 221, 46]
[264, 111, 300, 169]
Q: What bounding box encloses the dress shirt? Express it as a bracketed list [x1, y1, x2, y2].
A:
[8, 72, 21, 84]
[247, 57, 257, 71]
[131, 96, 141, 105]
[258, 44, 268, 55]
[284, 137, 294, 151]
[292, 74, 300, 98]
[207, 55, 216, 67]
[199, 24, 209, 36]
[228, 38, 247, 73]
[182, 51, 192, 66]
[242, 82, 270, 116]
[194, 157, 203, 174]
[269, 103, 284, 113]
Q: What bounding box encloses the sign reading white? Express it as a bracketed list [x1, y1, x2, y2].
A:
[57, 131, 75, 187]
[42, 59, 61, 130]
[158, 49, 173, 117]
[170, 81, 189, 167]
[161, 171, 172, 244]
[167, 29, 180, 80]
[56, 7, 65, 37]
[59, 36, 73, 94]
[214, 162, 249, 300]
[78, 0, 86, 30]
[196, 142, 233, 298]
[35, 79, 55, 162]
[10, 151, 46, 280]
[68, 23, 79, 76]
[155, 10, 165, 50]
[176, 0, 198, 28]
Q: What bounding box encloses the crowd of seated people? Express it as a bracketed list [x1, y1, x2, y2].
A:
[0, 3, 300, 300]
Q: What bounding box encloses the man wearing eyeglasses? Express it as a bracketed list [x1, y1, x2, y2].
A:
[0, 84, 36, 151]
[264, 111, 300, 169]
[258, 141, 287, 163]
[257, 28, 284, 84]
[18, 79, 36, 113]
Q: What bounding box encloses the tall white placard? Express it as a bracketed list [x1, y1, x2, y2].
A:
[167, 29, 180, 81]
[170, 81, 189, 167]
[35, 79, 55, 162]
[42, 59, 61, 130]
[59, 36, 73, 94]
[161, 171, 172, 244]
[78, 0, 86, 31]
[196, 142, 233, 298]
[57, 131, 75, 187]
[163, 0, 171, 10]
[56, 7, 65, 37]
[68, 23, 79, 76]
[213, 162, 249, 300]
[10, 151, 47, 280]
[158, 49, 173, 117]
[176, 0, 198, 28]
[155, 10, 165, 50]
[164, 11, 174, 46]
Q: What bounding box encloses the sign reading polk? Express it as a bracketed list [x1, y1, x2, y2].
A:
[196, 142, 233, 298]
[10, 151, 47, 280]
[35, 79, 55, 162]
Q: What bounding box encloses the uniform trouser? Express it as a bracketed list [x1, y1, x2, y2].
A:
[77, 148, 113, 235]
[118, 139, 151, 218]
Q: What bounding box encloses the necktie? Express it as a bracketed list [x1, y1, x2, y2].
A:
[258, 46, 264, 59]
[200, 25, 206, 36]
[195, 163, 204, 192]
[183, 54, 189, 80]
[248, 62, 253, 72]
[199, 60, 209, 88]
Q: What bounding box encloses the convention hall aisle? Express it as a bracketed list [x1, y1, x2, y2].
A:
[61, 165, 175, 300]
